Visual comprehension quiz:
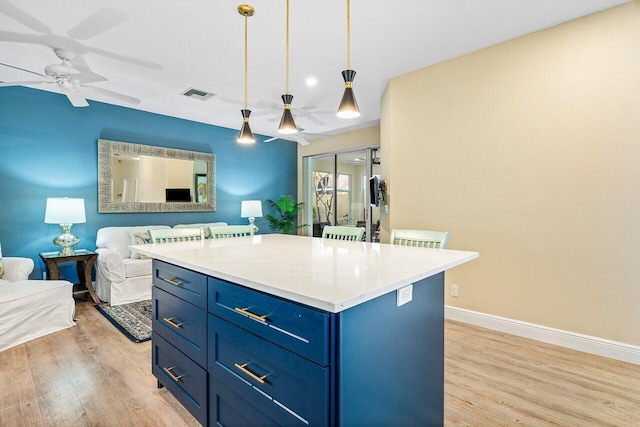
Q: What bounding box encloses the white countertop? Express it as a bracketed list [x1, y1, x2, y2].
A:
[131, 234, 478, 313]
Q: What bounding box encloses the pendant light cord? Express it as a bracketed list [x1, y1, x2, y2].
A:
[285, 0, 290, 94]
[244, 13, 248, 110]
[346, 0, 351, 70]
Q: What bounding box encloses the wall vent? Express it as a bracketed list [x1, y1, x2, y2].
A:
[181, 87, 216, 101]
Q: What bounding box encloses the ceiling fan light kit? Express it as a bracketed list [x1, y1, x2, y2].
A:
[237, 4, 256, 144]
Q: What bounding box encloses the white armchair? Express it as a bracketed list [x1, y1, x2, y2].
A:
[0, 256, 75, 352]
[0, 257, 35, 284]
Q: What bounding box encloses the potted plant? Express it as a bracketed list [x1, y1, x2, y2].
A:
[265, 195, 304, 234]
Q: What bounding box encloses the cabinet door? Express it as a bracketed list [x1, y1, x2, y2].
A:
[153, 260, 207, 308]
[210, 378, 280, 427]
[152, 333, 207, 426]
[208, 277, 330, 366]
[209, 315, 329, 427]
[153, 287, 207, 367]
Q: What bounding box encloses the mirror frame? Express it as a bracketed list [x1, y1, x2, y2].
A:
[98, 139, 216, 213]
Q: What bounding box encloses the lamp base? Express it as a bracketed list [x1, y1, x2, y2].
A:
[248, 217, 258, 236]
[53, 223, 80, 256]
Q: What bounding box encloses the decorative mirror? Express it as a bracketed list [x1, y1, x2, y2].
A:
[98, 139, 216, 213]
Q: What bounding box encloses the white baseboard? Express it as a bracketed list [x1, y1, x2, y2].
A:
[445, 305, 640, 365]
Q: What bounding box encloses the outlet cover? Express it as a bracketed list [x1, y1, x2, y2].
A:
[397, 284, 413, 306]
[451, 284, 459, 297]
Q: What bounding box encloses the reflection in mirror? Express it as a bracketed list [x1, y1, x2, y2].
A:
[98, 139, 215, 213]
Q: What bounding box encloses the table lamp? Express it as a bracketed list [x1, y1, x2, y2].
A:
[44, 197, 86, 256]
[241, 200, 262, 236]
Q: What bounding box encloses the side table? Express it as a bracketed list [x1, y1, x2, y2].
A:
[39, 249, 100, 304]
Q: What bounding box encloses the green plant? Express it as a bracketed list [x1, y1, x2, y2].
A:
[265, 195, 304, 234]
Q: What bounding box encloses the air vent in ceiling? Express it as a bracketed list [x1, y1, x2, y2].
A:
[181, 87, 216, 101]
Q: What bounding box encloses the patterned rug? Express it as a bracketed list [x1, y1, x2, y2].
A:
[95, 300, 152, 343]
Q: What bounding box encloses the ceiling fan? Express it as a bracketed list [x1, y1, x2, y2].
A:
[0, 2, 162, 70]
[0, 48, 140, 107]
[257, 100, 334, 127]
[263, 128, 330, 146]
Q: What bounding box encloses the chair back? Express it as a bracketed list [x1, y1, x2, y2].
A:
[322, 225, 365, 241]
[390, 229, 450, 249]
[208, 225, 253, 239]
[148, 228, 203, 243]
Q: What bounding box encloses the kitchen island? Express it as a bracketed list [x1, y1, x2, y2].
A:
[133, 234, 478, 426]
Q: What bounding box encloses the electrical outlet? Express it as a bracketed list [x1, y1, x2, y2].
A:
[397, 284, 413, 306]
[451, 284, 459, 297]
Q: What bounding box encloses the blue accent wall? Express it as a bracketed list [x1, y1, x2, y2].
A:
[0, 87, 297, 280]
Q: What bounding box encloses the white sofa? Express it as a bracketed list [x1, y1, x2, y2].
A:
[94, 222, 227, 306]
[0, 257, 75, 352]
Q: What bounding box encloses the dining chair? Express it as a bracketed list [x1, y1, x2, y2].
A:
[148, 228, 204, 243]
[390, 229, 450, 249]
[322, 225, 365, 241]
[208, 225, 253, 239]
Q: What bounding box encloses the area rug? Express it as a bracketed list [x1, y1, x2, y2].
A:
[95, 300, 152, 343]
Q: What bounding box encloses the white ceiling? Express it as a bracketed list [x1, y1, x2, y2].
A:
[0, 0, 629, 142]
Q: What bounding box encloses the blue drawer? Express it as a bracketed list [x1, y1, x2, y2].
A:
[209, 378, 280, 427]
[208, 277, 330, 366]
[153, 260, 207, 309]
[152, 332, 207, 426]
[152, 287, 207, 367]
[209, 315, 329, 427]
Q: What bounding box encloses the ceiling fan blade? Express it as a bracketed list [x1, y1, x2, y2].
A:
[0, 80, 47, 87]
[73, 70, 107, 85]
[256, 100, 282, 111]
[305, 114, 326, 126]
[0, 0, 52, 33]
[0, 30, 42, 45]
[66, 8, 128, 41]
[87, 46, 164, 70]
[295, 135, 310, 146]
[263, 136, 279, 142]
[64, 89, 89, 107]
[0, 61, 47, 78]
[82, 85, 140, 105]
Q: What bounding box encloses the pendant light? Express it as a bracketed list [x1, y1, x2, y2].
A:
[278, 0, 298, 134]
[337, 0, 360, 118]
[237, 4, 255, 144]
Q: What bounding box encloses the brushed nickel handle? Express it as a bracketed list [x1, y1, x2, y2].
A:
[163, 317, 184, 329]
[234, 307, 268, 323]
[234, 363, 268, 384]
[162, 366, 184, 382]
[163, 278, 183, 286]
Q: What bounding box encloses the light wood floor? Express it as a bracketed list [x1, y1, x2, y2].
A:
[1, 299, 639, 426]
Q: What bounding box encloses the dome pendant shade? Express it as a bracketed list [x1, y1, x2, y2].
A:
[278, 94, 298, 134]
[237, 109, 255, 144]
[337, 69, 360, 118]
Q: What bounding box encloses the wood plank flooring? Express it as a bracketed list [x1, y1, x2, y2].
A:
[1, 299, 639, 426]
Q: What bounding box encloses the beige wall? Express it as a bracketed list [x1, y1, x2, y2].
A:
[382, 2, 640, 345]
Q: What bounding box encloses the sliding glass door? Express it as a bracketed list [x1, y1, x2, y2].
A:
[303, 147, 380, 241]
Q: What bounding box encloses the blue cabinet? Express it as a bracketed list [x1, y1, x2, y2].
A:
[152, 259, 445, 426]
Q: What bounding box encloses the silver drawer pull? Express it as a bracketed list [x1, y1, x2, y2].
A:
[163, 317, 185, 329]
[234, 363, 269, 384]
[163, 278, 183, 286]
[234, 307, 268, 323]
[162, 366, 184, 382]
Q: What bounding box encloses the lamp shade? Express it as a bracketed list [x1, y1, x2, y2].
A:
[241, 200, 263, 218]
[44, 198, 86, 224]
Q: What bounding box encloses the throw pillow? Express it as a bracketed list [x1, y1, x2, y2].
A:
[0, 242, 3, 278]
[129, 231, 152, 260]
